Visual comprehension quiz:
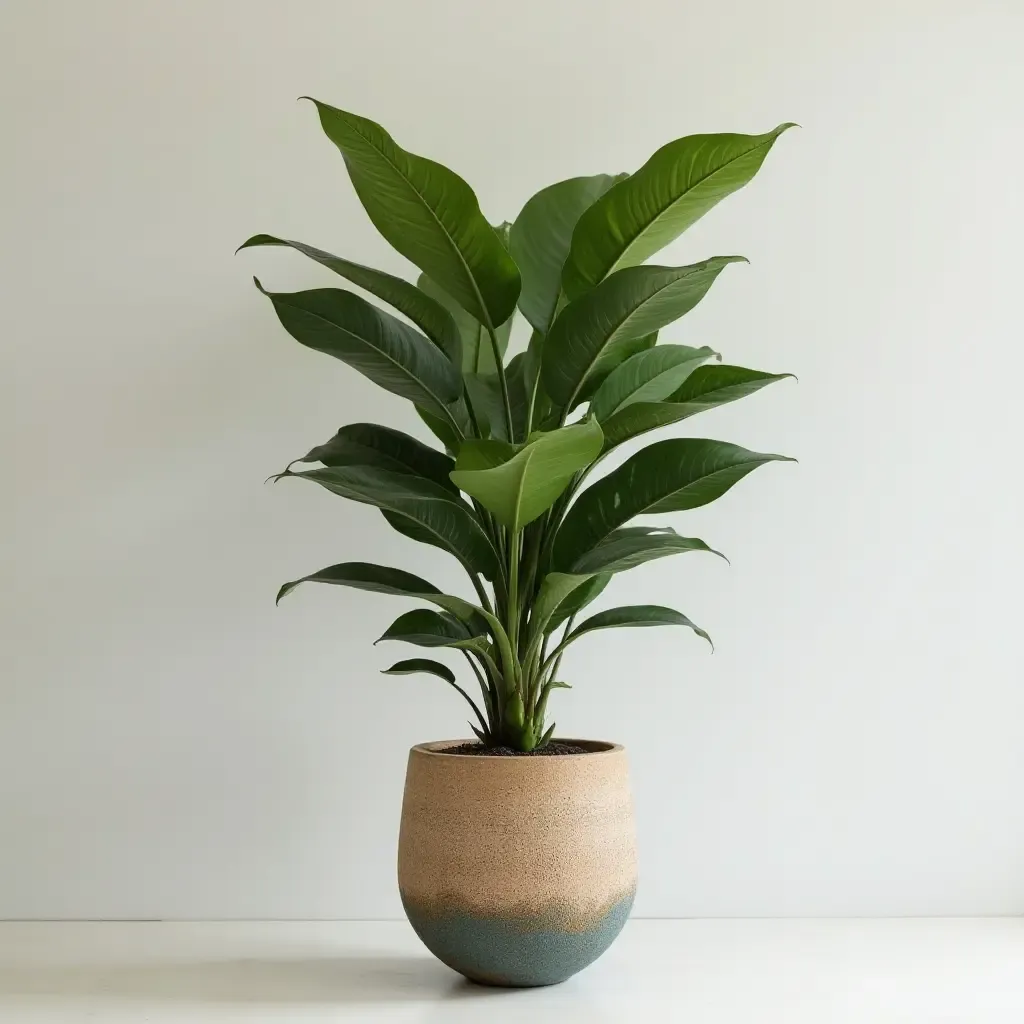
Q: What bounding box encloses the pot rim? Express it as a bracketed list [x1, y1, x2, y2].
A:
[412, 738, 624, 758]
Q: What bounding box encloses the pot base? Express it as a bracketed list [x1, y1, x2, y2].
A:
[401, 888, 635, 988]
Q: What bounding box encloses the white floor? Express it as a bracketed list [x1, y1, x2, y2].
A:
[0, 919, 1022, 1022]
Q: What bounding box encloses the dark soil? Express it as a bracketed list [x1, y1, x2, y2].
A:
[444, 741, 591, 757]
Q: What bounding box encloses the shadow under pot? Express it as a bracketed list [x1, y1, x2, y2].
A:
[397, 739, 637, 988]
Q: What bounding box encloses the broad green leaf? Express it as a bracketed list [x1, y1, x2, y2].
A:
[510, 174, 621, 333]
[239, 235, 461, 365]
[377, 608, 474, 647]
[382, 658, 488, 733]
[256, 281, 461, 417]
[601, 365, 795, 447]
[417, 405, 462, 453]
[563, 124, 795, 297]
[306, 99, 520, 328]
[530, 572, 596, 637]
[276, 560, 483, 622]
[573, 332, 658, 410]
[571, 526, 725, 574]
[589, 345, 718, 421]
[283, 423, 456, 492]
[542, 257, 744, 413]
[463, 372, 509, 441]
[289, 465, 498, 578]
[382, 658, 456, 684]
[452, 438, 518, 472]
[547, 572, 611, 633]
[565, 605, 713, 648]
[417, 273, 512, 375]
[554, 438, 794, 570]
[507, 330, 553, 440]
[450, 419, 604, 532]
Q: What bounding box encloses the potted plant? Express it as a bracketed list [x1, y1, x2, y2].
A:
[241, 100, 795, 987]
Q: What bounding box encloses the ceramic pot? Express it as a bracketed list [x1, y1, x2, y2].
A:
[397, 739, 637, 987]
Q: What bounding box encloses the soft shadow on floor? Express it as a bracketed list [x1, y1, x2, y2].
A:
[0, 953, 517, 1005]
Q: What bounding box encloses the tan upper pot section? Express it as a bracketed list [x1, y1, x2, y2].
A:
[397, 739, 637, 987]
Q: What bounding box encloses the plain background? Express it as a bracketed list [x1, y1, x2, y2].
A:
[2, 0, 1022, 920]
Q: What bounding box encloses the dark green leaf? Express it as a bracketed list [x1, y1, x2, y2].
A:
[382, 658, 456, 684]
[589, 345, 718, 421]
[239, 235, 461, 365]
[563, 124, 795, 298]
[566, 605, 713, 648]
[554, 438, 794, 570]
[285, 422, 456, 492]
[509, 174, 621, 333]
[530, 573, 595, 637]
[382, 658, 489, 734]
[546, 572, 611, 633]
[306, 99, 520, 328]
[256, 282, 461, 417]
[377, 608, 474, 647]
[417, 405, 462, 453]
[542, 258, 744, 414]
[451, 420, 604, 532]
[418, 274, 513, 375]
[572, 526, 726, 574]
[276, 560, 485, 625]
[601, 365, 795, 447]
[463, 372, 509, 441]
[289, 466, 498, 578]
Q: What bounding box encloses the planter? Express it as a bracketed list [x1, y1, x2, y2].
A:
[397, 739, 637, 987]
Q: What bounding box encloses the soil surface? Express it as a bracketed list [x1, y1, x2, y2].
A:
[444, 741, 591, 757]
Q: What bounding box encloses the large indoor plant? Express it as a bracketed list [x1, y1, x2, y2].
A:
[242, 99, 794, 986]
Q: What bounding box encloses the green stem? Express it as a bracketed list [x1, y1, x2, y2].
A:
[485, 325, 515, 442]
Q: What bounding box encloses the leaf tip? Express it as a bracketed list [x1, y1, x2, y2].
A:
[252, 276, 270, 296]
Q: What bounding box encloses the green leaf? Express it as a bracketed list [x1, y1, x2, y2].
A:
[306, 99, 520, 328]
[601, 365, 795, 448]
[416, 405, 462, 454]
[589, 345, 718, 421]
[530, 572, 596, 637]
[239, 235, 461, 366]
[554, 438, 794, 570]
[566, 605, 713, 648]
[452, 438, 518, 472]
[571, 526, 726, 574]
[382, 658, 489, 735]
[547, 572, 611, 633]
[284, 423, 456, 492]
[509, 174, 621, 333]
[377, 608, 473, 647]
[417, 274, 513, 375]
[542, 257, 744, 414]
[563, 124, 796, 298]
[382, 658, 456, 684]
[288, 466, 498, 578]
[507, 330, 553, 440]
[450, 419, 605, 532]
[276, 560, 486, 622]
[463, 372, 509, 441]
[256, 281, 461, 418]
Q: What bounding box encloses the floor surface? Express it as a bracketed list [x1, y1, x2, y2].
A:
[0, 919, 1022, 1022]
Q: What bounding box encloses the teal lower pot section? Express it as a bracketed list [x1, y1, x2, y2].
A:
[401, 889, 635, 987]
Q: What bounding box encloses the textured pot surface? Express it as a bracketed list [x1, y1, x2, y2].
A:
[397, 739, 637, 987]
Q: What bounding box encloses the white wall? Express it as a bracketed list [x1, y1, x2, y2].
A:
[2, 0, 1023, 920]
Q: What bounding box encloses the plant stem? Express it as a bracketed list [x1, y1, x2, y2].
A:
[485, 325, 515, 442]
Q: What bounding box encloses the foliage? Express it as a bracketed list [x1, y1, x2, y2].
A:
[242, 100, 796, 751]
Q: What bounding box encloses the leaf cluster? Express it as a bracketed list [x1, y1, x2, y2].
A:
[243, 101, 795, 751]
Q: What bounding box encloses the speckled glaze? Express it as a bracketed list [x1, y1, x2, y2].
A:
[397, 739, 637, 987]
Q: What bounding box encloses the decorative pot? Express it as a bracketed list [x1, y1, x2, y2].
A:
[397, 739, 637, 987]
